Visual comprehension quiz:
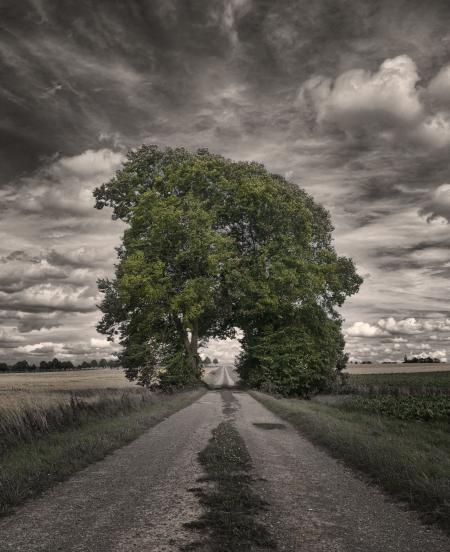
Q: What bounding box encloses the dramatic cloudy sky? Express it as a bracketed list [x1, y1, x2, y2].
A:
[1, 0, 450, 364]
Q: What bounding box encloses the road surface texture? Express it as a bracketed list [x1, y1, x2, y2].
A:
[1, 390, 449, 551]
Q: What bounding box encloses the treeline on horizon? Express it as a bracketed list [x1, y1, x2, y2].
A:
[0, 358, 121, 373]
[351, 355, 442, 365]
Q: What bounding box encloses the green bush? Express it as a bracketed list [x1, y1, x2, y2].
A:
[237, 306, 346, 397]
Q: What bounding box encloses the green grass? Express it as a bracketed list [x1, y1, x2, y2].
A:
[0, 388, 205, 516]
[251, 391, 450, 535]
[340, 395, 450, 421]
[183, 421, 276, 551]
[343, 371, 450, 396]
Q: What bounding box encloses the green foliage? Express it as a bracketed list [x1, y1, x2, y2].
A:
[345, 371, 450, 395]
[94, 145, 362, 392]
[340, 395, 450, 421]
[238, 306, 346, 396]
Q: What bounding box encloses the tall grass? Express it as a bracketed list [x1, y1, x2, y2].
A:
[0, 388, 157, 456]
[0, 388, 205, 516]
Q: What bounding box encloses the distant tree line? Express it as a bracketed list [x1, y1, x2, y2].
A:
[349, 356, 442, 365]
[403, 355, 441, 364]
[0, 358, 121, 373]
[201, 357, 219, 366]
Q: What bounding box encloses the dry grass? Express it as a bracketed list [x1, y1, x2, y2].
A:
[0, 388, 205, 516]
[0, 368, 206, 515]
[0, 369, 149, 456]
[0, 368, 134, 395]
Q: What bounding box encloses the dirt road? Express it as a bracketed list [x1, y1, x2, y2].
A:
[208, 364, 236, 388]
[1, 391, 449, 551]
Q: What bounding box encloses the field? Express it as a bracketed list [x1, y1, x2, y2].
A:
[252, 368, 450, 534]
[0, 368, 204, 515]
[342, 369, 450, 396]
[344, 362, 450, 374]
[0, 367, 135, 394]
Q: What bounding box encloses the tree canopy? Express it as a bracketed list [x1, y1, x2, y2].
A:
[94, 146, 362, 394]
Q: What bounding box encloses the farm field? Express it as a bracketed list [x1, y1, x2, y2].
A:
[343, 369, 450, 396]
[0, 368, 140, 422]
[344, 362, 450, 374]
[0, 367, 134, 394]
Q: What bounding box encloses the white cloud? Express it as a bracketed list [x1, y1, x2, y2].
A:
[413, 113, 450, 149]
[419, 183, 450, 223]
[377, 316, 424, 335]
[299, 55, 422, 130]
[373, 316, 450, 336]
[298, 55, 450, 150]
[391, 337, 408, 343]
[410, 349, 447, 362]
[0, 147, 127, 361]
[0, 283, 97, 313]
[428, 64, 450, 108]
[6, 149, 124, 219]
[17, 341, 65, 355]
[90, 337, 113, 349]
[345, 321, 388, 338]
[346, 316, 450, 363]
[58, 149, 123, 178]
[200, 332, 243, 363]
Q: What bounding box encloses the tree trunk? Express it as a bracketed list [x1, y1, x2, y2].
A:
[181, 319, 200, 376]
[188, 319, 199, 374]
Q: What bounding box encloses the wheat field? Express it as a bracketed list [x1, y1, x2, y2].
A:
[0, 368, 148, 457]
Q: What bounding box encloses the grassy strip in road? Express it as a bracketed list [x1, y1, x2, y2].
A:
[251, 391, 450, 535]
[0, 388, 205, 516]
[183, 421, 276, 551]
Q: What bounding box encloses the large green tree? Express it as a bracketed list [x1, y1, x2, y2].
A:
[94, 146, 362, 393]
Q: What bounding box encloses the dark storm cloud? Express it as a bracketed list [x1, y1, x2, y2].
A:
[2, 0, 450, 361]
[1, 0, 449, 179]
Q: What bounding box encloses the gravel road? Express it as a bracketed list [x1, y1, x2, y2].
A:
[1, 390, 449, 551]
[210, 365, 236, 388]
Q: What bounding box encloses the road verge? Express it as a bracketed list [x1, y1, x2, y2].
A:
[0, 388, 205, 517]
[250, 390, 450, 535]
